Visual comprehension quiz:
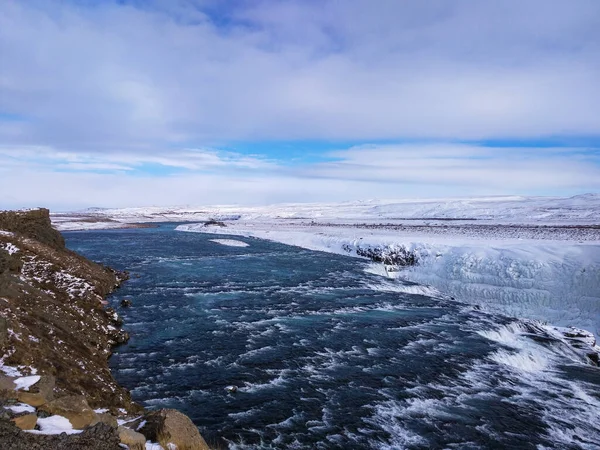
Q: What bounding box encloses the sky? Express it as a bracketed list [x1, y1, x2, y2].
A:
[1, 0, 599, 210]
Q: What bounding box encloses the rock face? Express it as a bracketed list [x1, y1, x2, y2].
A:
[0, 209, 135, 410]
[0, 209, 65, 250]
[140, 408, 210, 450]
[0, 209, 213, 448]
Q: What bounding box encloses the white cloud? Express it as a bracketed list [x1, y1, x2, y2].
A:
[1, 1, 599, 208]
[0, 144, 275, 173]
[1, 143, 598, 209]
[1, 0, 599, 149]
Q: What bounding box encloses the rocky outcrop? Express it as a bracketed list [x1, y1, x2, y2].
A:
[140, 408, 211, 450]
[1, 209, 213, 448]
[0, 218, 133, 410]
[0, 209, 65, 250]
[342, 242, 418, 267]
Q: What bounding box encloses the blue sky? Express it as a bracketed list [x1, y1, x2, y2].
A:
[1, 0, 599, 209]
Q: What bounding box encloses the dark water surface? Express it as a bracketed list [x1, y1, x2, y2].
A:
[65, 224, 600, 449]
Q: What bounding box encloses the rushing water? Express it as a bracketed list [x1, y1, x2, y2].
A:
[65, 224, 600, 449]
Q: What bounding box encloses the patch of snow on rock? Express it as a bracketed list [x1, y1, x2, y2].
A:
[1, 242, 19, 255]
[27, 415, 83, 435]
[14, 375, 40, 391]
[4, 403, 36, 414]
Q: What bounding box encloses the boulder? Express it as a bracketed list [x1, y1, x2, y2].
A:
[12, 413, 37, 430]
[97, 412, 118, 428]
[120, 299, 132, 308]
[39, 395, 99, 429]
[17, 375, 55, 407]
[118, 426, 146, 450]
[139, 409, 210, 450]
[18, 391, 48, 407]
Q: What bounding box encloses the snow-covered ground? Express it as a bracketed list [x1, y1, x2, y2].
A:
[52, 194, 600, 336]
[52, 194, 600, 230]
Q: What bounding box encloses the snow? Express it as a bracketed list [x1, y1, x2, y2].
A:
[20, 256, 96, 300]
[4, 403, 36, 414]
[0, 364, 21, 377]
[145, 442, 165, 450]
[27, 415, 83, 435]
[117, 415, 143, 426]
[177, 208, 600, 337]
[49, 195, 600, 337]
[209, 239, 249, 247]
[1, 242, 19, 255]
[52, 194, 600, 230]
[14, 375, 40, 391]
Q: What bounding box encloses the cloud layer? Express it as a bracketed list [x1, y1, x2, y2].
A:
[1, 0, 599, 208]
[2, 0, 600, 148]
[1, 142, 598, 209]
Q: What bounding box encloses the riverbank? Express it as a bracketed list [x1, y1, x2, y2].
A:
[178, 219, 600, 339]
[0, 209, 210, 449]
[49, 195, 600, 340]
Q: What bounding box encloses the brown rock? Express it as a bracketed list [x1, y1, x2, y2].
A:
[140, 408, 210, 450]
[118, 426, 146, 450]
[0, 373, 16, 391]
[12, 413, 37, 430]
[39, 395, 99, 429]
[18, 391, 47, 407]
[30, 374, 55, 396]
[0, 208, 65, 249]
[17, 375, 55, 407]
[97, 412, 118, 428]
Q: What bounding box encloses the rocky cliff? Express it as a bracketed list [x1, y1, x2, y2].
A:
[0, 209, 210, 449]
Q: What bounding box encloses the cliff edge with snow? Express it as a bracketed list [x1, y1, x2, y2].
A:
[0, 209, 210, 450]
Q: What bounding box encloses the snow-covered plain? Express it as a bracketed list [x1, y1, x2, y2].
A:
[52, 194, 600, 229]
[53, 195, 600, 336]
